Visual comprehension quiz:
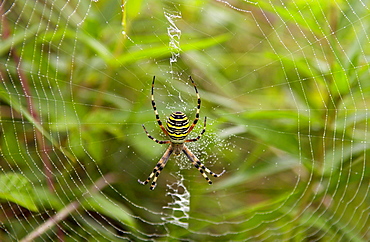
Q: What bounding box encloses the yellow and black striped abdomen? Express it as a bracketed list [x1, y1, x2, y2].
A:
[166, 111, 190, 142]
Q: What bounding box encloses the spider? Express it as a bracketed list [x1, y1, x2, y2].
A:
[138, 76, 225, 190]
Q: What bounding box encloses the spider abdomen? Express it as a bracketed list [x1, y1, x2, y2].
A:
[166, 111, 190, 142]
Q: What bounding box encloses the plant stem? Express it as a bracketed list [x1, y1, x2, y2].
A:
[20, 173, 117, 242]
[1, 6, 55, 192]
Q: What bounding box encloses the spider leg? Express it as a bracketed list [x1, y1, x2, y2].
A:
[142, 124, 170, 144]
[185, 117, 206, 143]
[138, 146, 173, 190]
[151, 76, 169, 136]
[187, 76, 201, 133]
[182, 145, 225, 185]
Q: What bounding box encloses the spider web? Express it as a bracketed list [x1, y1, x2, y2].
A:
[1, 0, 369, 241]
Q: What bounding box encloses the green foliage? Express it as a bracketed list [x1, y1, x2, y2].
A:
[0, 173, 38, 212]
[0, 0, 369, 241]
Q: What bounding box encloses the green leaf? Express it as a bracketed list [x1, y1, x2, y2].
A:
[33, 187, 64, 211]
[0, 83, 76, 164]
[82, 193, 136, 229]
[114, 34, 231, 65]
[321, 143, 368, 176]
[215, 155, 298, 190]
[125, 0, 145, 19]
[227, 113, 301, 157]
[0, 24, 40, 56]
[0, 173, 38, 212]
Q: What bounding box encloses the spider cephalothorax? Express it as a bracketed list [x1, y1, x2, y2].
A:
[138, 76, 225, 190]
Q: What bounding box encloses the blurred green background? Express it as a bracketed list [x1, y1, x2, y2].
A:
[0, 0, 369, 241]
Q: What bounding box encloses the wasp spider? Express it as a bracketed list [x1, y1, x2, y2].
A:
[138, 76, 225, 190]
